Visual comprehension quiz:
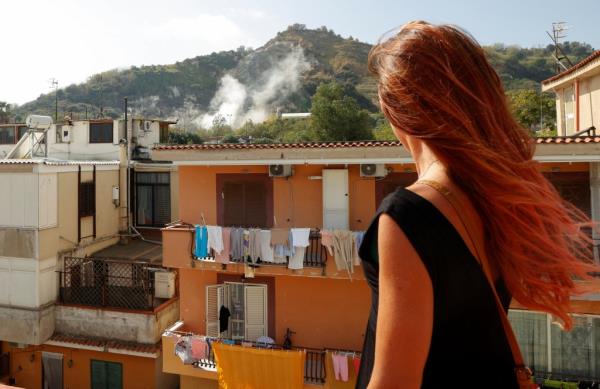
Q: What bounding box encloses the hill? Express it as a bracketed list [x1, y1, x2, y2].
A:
[11, 24, 595, 129]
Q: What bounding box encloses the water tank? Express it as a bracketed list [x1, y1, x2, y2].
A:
[25, 115, 53, 130]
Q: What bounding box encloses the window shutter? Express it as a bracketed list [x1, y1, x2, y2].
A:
[106, 362, 122, 389]
[244, 284, 267, 341]
[91, 360, 107, 389]
[244, 183, 267, 228]
[223, 182, 245, 226]
[206, 284, 223, 338]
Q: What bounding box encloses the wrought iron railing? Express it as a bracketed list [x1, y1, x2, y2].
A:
[226, 230, 327, 268]
[59, 256, 174, 311]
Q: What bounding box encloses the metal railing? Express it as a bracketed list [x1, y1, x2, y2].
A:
[227, 230, 328, 268]
[59, 256, 173, 311]
[173, 335, 354, 385]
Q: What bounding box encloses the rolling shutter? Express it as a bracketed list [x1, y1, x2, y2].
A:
[244, 284, 267, 341]
[206, 284, 224, 338]
[223, 182, 245, 227]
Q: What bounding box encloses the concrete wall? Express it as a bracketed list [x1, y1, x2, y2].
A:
[579, 74, 600, 131]
[0, 304, 54, 345]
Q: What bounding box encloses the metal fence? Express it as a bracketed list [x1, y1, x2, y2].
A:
[59, 256, 171, 311]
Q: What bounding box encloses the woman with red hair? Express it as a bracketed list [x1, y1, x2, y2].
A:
[357, 21, 597, 388]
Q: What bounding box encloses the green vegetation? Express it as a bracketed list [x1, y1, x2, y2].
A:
[8, 25, 595, 140]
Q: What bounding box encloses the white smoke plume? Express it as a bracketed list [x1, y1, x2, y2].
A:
[199, 46, 310, 129]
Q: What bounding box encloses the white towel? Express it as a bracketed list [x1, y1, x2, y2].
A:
[259, 230, 274, 263]
[288, 247, 306, 270]
[206, 226, 224, 255]
[290, 228, 311, 248]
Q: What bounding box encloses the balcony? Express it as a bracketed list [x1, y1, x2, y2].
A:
[59, 256, 174, 311]
[162, 322, 360, 387]
[163, 227, 364, 280]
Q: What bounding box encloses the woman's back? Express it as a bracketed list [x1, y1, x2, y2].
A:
[357, 186, 519, 388]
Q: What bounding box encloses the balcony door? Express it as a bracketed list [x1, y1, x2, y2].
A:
[206, 282, 267, 342]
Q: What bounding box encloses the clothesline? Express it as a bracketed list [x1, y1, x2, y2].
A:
[191, 224, 365, 274]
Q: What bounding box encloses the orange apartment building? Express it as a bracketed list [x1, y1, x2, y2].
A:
[155, 139, 600, 388]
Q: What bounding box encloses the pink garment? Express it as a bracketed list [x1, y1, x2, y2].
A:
[215, 228, 231, 263]
[332, 353, 349, 382]
[320, 230, 334, 256]
[190, 337, 207, 359]
[352, 356, 361, 375]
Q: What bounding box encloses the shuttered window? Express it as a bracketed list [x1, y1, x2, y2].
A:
[89, 122, 113, 143]
[91, 360, 122, 389]
[206, 283, 267, 342]
[135, 172, 171, 226]
[218, 174, 273, 228]
[79, 181, 96, 218]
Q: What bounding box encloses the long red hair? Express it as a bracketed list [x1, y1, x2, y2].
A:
[369, 21, 597, 329]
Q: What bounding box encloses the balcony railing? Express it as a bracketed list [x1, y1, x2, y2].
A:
[167, 333, 352, 385]
[59, 256, 174, 311]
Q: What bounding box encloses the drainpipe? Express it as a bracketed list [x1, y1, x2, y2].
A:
[125, 97, 130, 234]
[575, 79, 580, 132]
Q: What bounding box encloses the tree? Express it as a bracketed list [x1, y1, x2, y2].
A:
[507, 89, 556, 133]
[0, 102, 12, 123]
[310, 82, 372, 141]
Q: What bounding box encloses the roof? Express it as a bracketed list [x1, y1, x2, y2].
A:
[91, 238, 162, 264]
[0, 159, 119, 165]
[154, 140, 402, 151]
[47, 333, 160, 356]
[535, 136, 600, 144]
[542, 50, 600, 85]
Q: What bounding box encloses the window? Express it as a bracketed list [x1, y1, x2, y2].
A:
[0, 126, 15, 144]
[42, 352, 63, 389]
[375, 172, 418, 207]
[91, 360, 122, 389]
[89, 122, 113, 143]
[217, 174, 273, 228]
[135, 172, 171, 226]
[206, 282, 268, 342]
[17, 126, 27, 140]
[544, 171, 591, 217]
[79, 181, 96, 217]
[563, 86, 575, 135]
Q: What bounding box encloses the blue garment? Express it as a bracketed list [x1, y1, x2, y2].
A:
[194, 225, 209, 258]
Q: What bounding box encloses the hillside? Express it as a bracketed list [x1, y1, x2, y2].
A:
[12, 25, 595, 127]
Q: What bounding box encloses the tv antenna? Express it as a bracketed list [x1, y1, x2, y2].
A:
[546, 22, 574, 74]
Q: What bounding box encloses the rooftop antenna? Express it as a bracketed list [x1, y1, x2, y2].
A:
[49, 78, 58, 122]
[546, 22, 574, 74]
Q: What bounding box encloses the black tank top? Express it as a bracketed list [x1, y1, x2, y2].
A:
[356, 187, 519, 388]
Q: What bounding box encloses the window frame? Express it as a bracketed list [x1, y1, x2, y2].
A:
[134, 172, 171, 227]
[89, 121, 114, 144]
[216, 173, 274, 228]
[90, 359, 122, 389]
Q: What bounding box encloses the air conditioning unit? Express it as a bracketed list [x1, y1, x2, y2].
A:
[155, 271, 176, 299]
[360, 164, 387, 178]
[269, 164, 292, 177]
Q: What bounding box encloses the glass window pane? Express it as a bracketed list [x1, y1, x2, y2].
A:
[136, 173, 154, 184]
[0, 127, 15, 144]
[551, 315, 595, 377]
[136, 186, 153, 225]
[509, 310, 548, 373]
[153, 185, 171, 225]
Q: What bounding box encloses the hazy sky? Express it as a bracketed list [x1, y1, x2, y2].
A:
[2, 0, 599, 104]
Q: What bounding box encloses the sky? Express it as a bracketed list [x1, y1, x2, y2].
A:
[1, 0, 599, 105]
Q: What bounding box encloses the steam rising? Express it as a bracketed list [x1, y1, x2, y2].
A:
[200, 46, 310, 128]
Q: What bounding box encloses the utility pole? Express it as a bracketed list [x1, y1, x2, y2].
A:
[50, 78, 58, 122]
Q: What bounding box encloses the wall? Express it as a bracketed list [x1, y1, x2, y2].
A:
[178, 269, 369, 351]
[7, 343, 163, 389]
[55, 300, 179, 344]
[46, 121, 120, 161]
[579, 73, 600, 131]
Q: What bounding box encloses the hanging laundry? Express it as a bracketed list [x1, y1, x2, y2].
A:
[249, 229, 262, 264]
[215, 227, 231, 263]
[352, 231, 365, 266]
[332, 230, 355, 273]
[175, 336, 194, 365]
[273, 244, 292, 264]
[219, 305, 231, 334]
[320, 230, 335, 256]
[242, 230, 251, 260]
[288, 247, 306, 270]
[194, 225, 209, 258]
[190, 336, 208, 360]
[331, 352, 349, 382]
[207, 226, 224, 255]
[271, 228, 290, 246]
[259, 230, 274, 263]
[290, 228, 311, 248]
[230, 228, 243, 261]
[352, 355, 361, 375]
